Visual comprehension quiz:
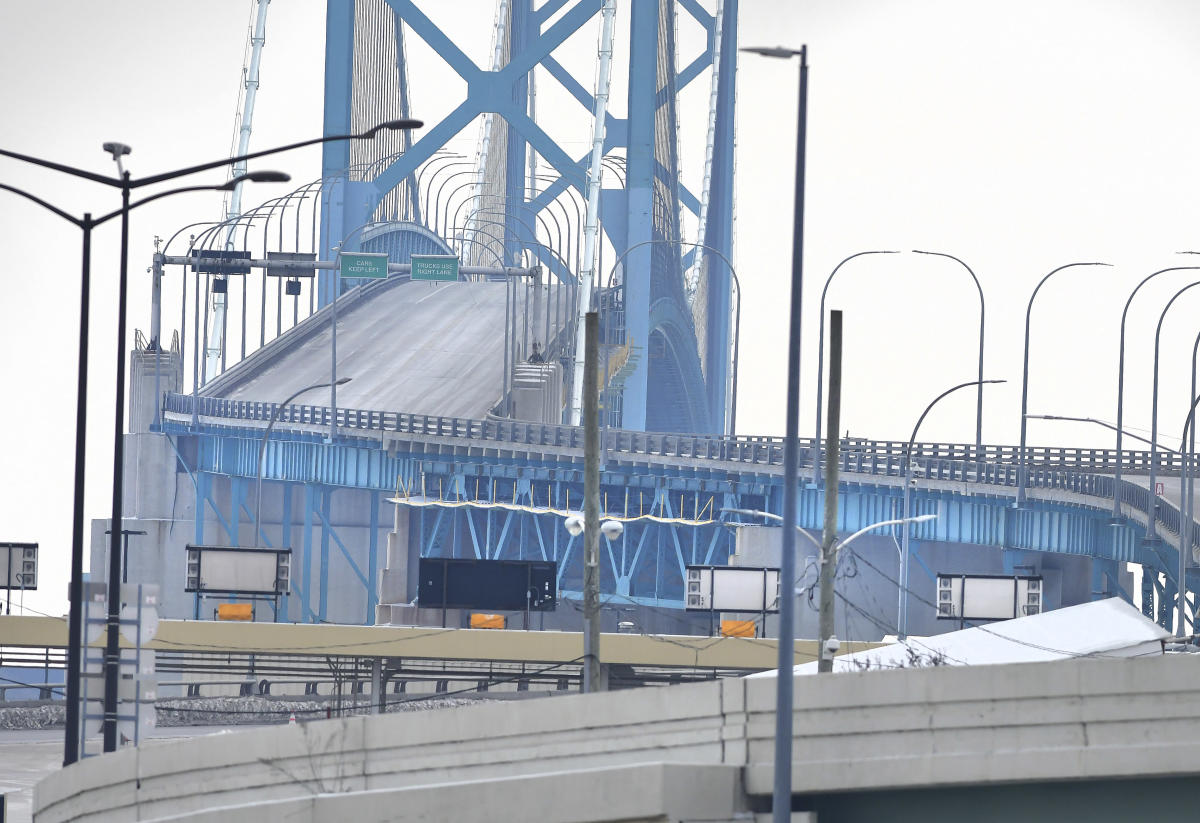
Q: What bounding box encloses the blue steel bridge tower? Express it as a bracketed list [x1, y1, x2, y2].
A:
[319, 0, 739, 434]
[121, 2, 1177, 632]
[128, 0, 753, 628]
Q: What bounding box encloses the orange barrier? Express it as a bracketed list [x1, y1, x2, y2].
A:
[720, 619, 756, 638]
[470, 613, 506, 629]
[217, 603, 254, 621]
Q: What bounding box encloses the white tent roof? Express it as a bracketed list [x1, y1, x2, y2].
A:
[749, 597, 1170, 678]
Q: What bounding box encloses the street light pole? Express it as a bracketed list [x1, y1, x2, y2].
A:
[1017, 262, 1110, 506]
[740, 42, 807, 823]
[0, 173, 281, 765]
[901, 379, 1005, 638]
[817, 311, 842, 673]
[1145, 280, 1200, 543]
[582, 311, 602, 692]
[255, 378, 352, 547]
[1112, 267, 1200, 518]
[1178, 391, 1200, 636]
[912, 250, 987, 454]
[101, 168, 133, 753]
[1180, 329, 1200, 635]
[3, 117, 420, 756]
[723, 507, 937, 647]
[811, 251, 899, 485]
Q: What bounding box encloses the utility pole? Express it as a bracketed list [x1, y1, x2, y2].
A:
[582, 311, 604, 692]
[818, 310, 842, 673]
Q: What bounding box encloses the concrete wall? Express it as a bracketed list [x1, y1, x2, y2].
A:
[35, 655, 1200, 822]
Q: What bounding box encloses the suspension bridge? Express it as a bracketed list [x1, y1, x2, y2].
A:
[93, 0, 1200, 641]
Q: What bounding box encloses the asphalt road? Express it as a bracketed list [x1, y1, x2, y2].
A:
[215, 278, 568, 419]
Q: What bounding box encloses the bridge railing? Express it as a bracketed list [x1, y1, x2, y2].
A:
[163, 393, 1193, 475]
[163, 392, 1200, 557]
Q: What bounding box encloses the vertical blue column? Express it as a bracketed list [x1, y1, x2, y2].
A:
[702, 0, 738, 432]
[302, 484, 316, 622]
[319, 487, 332, 622]
[620, 0, 660, 432]
[504, 0, 534, 267]
[281, 483, 292, 620]
[319, 0, 355, 306]
[367, 491, 380, 624]
[230, 477, 243, 545]
[194, 470, 208, 546]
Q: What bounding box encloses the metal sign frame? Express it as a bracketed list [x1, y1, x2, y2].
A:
[936, 573, 1044, 624]
[683, 565, 781, 613]
[185, 545, 291, 595]
[0, 542, 37, 598]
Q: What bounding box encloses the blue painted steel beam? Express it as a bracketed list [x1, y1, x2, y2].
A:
[320, 1, 356, 305]
[701, 0, 737, 431]
[619, 0, 660, 432]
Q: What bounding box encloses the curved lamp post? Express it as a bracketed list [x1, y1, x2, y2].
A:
[1111, 266, 1200, 517]
[724, 506, 937, 637]
[901, 379, 1005, 637]
[1, 116, 420, 757]
[1178, 328, 1200, 635]
[1177, 389, 1200, 636]
[0, 170, 286, 765]
[1025, 413, 1168, 451]
[811, 250, 900, 484]
[255, 378, 351, 548]
[912, 250, 987, 452]
[1017, 262, 1110, 505]
[1146, 281, 1200, 541]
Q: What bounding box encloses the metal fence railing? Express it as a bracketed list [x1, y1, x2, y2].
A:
[162, 392, 1200, 558]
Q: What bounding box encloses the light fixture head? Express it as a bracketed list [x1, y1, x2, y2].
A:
[363, 118, 425, 138]
[335, 377, 352, 386]
[564, 515, 584, 537]
[102, 142, 132, 159]
[740, 45, 803, 59]
[221, 170, 291, 191]
[243, 170, 291, 183]
[600, 520, 624, 541]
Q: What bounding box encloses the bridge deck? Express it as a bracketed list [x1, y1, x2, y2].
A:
[204, 279, 564, 420]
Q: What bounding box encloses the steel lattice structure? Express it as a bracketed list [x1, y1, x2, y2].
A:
[319, 0, 738, 434]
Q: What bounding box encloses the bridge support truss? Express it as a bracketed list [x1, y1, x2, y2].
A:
[319, 0, 739, 433]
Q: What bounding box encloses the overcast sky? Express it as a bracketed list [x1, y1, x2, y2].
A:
[3, 0, 1200, 617]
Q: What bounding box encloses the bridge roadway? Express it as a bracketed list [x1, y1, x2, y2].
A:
[200, 275, 568, 420]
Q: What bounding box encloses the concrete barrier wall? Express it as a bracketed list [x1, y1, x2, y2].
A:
[35, 656, 1200, 823]
[745, 654, 1200, 796]
[36, 679, 739, 823]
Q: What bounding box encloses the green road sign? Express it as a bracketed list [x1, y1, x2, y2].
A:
[340, 252, 388, 279]
[412, 254, 460, 282]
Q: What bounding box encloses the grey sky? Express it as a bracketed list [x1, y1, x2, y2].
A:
[2, 0, 1200, 617]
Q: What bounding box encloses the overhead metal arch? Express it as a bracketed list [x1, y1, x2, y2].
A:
[645, 295, 710, 432]
[320, 0, 738, 433]
[359, 220, 455, 260]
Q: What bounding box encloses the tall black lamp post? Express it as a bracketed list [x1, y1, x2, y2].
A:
[0, 171, 287, 764]
[1, 115, 421, 758]
[739, 43, 807, 823]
